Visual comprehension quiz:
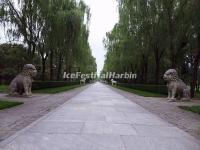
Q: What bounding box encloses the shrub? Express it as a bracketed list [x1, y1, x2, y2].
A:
[117, 83, 168, 95]
[0, 68, 18, 84]
[32, 81, 79, 90]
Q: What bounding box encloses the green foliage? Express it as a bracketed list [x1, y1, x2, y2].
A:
[103, 0, 200, 97]
[179, 106, 200, 115]
[115, 86, 165, 97]
[32, 81, 79, 90]
[0, 0, 96, 81]
[118, 83, 168, 95]
[33, 84, 81, 94]
[0, 44, 28, 83]
[0, 81, 79, 93]
[0, 44, 28, 66]
[0, 85, 8, 92]
[0, 100, 23, 110]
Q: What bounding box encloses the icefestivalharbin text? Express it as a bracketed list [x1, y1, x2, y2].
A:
[63, 72, 137, 79]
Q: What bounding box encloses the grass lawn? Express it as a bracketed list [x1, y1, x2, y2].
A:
[33, 84, 81, 94]
[178, 106, 200, 115]
[115, 86, 166, 97]
[0, 85, 8, 93]
[0, 100, 23, 110]
[0, 84, 81, 94]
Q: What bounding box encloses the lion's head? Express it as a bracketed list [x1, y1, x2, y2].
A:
[163, 69, 179, 82]
[21, 64, 37, 77]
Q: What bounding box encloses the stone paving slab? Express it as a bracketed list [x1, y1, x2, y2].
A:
[0, 82, 200, 150]
[0, 85, 89, 141]
[109, 85, 200, 140]
[122, 135, 200, 150]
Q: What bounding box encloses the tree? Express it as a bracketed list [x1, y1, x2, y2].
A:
[0, 0, 97, 81]
[0, 43, 28, 82]
[103, 0, 200, 97]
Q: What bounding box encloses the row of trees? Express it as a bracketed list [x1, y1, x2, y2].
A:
[102, 0, 200, 97]
[0, 0, 96, 82]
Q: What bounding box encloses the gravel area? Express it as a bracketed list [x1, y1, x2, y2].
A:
[0, 85, 90, 141]
[109, 86, 200, 140]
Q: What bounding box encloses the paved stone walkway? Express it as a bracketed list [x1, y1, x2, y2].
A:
[110, 86, 200, 140]
[0, 82, 200, 150]
[0, 86, 88, 141]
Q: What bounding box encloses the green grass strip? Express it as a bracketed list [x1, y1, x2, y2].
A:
[179, 106, 200, 115]
[0, 85, 8, 93]
[0, 100, 23, 110]
[115, 86, 166, 97]
[33, 84, 81, 94]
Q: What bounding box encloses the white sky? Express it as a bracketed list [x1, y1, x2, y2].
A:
[0, 0, 119, 74]
[83, 0, 119, 74]
[0, 28, 7, 43]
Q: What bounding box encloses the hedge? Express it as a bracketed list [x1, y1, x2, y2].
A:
[32, 81, 79, 90]
[117, 83, 168, 95]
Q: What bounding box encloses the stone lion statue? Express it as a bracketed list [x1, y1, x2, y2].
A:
[163, 69, 190, 102]
[9, 64, 37, 96]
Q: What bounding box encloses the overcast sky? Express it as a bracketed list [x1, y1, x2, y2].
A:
[83, 0, 119, 74]
[0, 28, 6, 43]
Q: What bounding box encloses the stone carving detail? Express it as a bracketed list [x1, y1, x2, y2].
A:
[9, 64, 37, 96]
[163, 69, 190, 102]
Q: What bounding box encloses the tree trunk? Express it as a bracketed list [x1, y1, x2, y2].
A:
[68, 65, 72, 81]
[190, 34, 200, 98]
[130, 63, 134, 73]
[196, 83, 199, 92]
[191, 62, 198, 98]
[170, 46, 176, 68]
[154, 48, 161, 84]
[27, 42, 32, 62]
[50, 50, 53, 80]
[57, 53, 63, 81]
[155, 59, 160, 84]
[41, 58, 46, 81]
[144, 61, 148, 84]
[140, 63, 144, 83]
[168, 11, 176, 68]
[141, 54, 148, 84]
[129, 64, 134, 83]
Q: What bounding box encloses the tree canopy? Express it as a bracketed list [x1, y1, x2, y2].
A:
[103, 0, 200, 97]
[0, 0, 96, 81]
